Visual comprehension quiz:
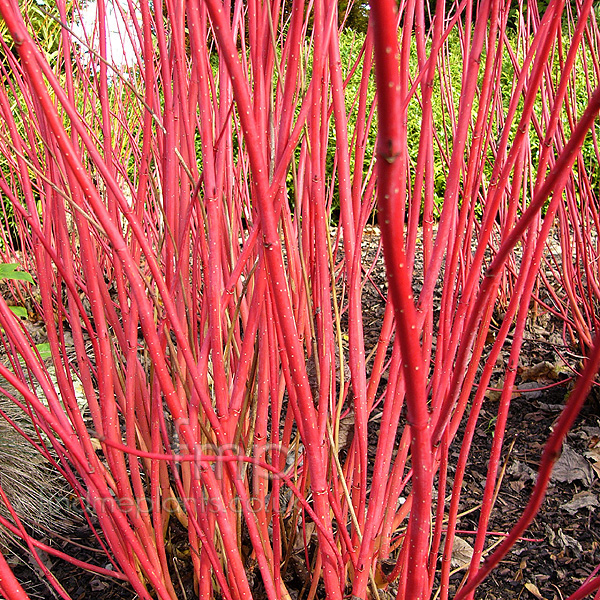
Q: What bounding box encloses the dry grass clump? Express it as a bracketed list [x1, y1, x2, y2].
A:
[0, 397, 75, 548]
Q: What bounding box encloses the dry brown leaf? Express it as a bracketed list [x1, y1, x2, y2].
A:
[337, 413, 355, 453]
[520, 361, 556, 382]
[560, 491, 599, 515]
[556, 529, 583, 557]
[90, 437, 103, 451]
[585, 446, 600, 462]
[551, 443, 594, 487]
[524, 582, 546, 600]
[292, 522, 316, 552]
[510, 480, 526, 492]
[518, 381, 543, 398]
[485, 375, 505, 401]
[440, 536, 476, 570]
[508, 460, 537, 483]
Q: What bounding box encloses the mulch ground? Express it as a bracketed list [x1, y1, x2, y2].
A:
[448, 360, 600, 600]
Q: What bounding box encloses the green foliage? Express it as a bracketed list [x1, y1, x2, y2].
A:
[0, 263, 33, 283]
[0, 0, 67, 65]
[325, 28, 377, 220]
[1, 264, 33, 319]
[331, 22, 600, 223]
[34, 342, 52, 358]
[338, 0, 370, 33]
[8, 305, 28, 318]
[3, 2, 598, 229]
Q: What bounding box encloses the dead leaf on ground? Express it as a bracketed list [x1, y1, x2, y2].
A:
[551, 443, 595, 487]
[560, 491, 599, 515]
[556, 529, 584, 557]
[440, 536, 476, 570]
[520, 361, 556, 382]
[545, 525, 584, 557]
[524, 582, 547, 600]
[292, 522, 315, 553]
[508, 460, 537, 483]
[545, 524, 556, 546]
[584, 446, 600, 479]
[518, 381, 544, 399]
[485, 379, 503, 402]
[337, 413, 355, 454]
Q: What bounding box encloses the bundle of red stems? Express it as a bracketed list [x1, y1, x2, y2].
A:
[0, 0, 598, 598]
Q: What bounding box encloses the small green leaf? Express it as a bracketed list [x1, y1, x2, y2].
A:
[35, 343, 52, 359]
[9, 306, 28, 319]
[0, 264, 34, 284]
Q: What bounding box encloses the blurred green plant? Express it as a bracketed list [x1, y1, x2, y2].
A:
[0, 0, 67, 65]
[0, 263, 33, 283]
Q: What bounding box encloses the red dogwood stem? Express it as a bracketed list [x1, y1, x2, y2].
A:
[369, 1, 431, 598]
